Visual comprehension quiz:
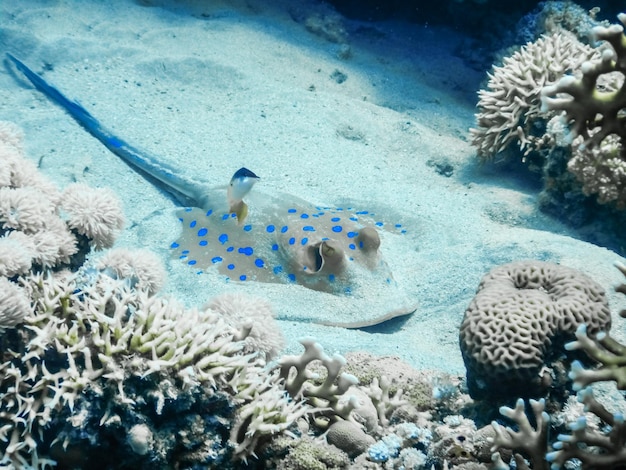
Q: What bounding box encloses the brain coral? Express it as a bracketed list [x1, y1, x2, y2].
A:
[459, 260, 610, 400]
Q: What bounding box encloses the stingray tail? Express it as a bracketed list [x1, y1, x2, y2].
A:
[5, 53, 204, 205]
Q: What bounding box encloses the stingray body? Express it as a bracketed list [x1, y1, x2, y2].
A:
[172, 192, 406, 293]
[7, 54, 415, 315]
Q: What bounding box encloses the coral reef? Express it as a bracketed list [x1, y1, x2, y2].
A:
[489, 262, 626, 469]
[206, 291, 284, 360]
[459, 260, 611, 400]
[470, 14, 626, 245]
[0, 122, 287, 468]
[542, 13, 626, 208]
[470, 32, 598, 163]
[0, 120, 124, 274]
[515, 1, 607, 46]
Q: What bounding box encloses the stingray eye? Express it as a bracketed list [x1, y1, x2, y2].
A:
[356, 226, 380, 252]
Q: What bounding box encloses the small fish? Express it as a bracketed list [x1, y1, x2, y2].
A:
[227, 167, 259, 223]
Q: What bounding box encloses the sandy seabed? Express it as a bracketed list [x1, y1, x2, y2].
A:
[1, 0, 625, 376]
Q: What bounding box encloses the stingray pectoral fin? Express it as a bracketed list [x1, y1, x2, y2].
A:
[315, 305, 417, 329]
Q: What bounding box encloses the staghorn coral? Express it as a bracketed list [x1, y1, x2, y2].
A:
[490, 398, 550, 470]
[459, 260, 611, 400]
[470, 32, 598, 162]
[541, 14, 626, 208]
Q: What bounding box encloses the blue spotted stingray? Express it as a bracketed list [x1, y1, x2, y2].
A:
[171, 193, 406, 293]
[7, 53, 409, 296]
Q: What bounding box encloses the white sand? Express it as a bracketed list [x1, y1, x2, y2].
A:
[1, 0, 625, 375]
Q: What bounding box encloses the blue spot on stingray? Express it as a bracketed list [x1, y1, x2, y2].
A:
[301, 237, 308, 245]
[182, 250, 189, 255]
[344, 287, 352, 294]
[349, 217, 358, 221]
[218, 234, 228, 244]
[288, 273, 296, 282]
[349, 243, 356, 250]
[226, 246, 234, 252]
[184, 207, 192, 212]
[212, 256, 223, 263]
[170, 242, 179, 249]
[347, 231, 357, 238]
[331, 217, 341, 222]
[190, 220, 197, 228]
[329, 274, 335, 282]
[288, 237, 296, 245]
[179, 255, 187, 260]
[396, 223, 402, 228]
[266, 224, 275, 233]
[221, 214, 229, 221]
[281, 226, 289, 233]
[300, 213, 309, 219]
[322, 237, 329, 241]
[188, 260, 197, 265]
[375, 221, 383, 227]
[197, 228, 208, 237]
[303, 226, 315, 231]
[238, 247, 254, 256]
[205, 209, 213, 216]
[273, 266, 283, 274]
[359, 241, 364, 248]
[227, 264, 235, 270]
[332, 226, 342, 233]
[356, 210, 369, 215]
[178, 217, 184, 222]
[288, 208, 296, 213]
[272, 243, 279, 251]
[243, 225, 252, 232]
[255, 258, 264, 268]
[240, 274, 247, 281]
[231, 213, 237, 218]
[199, 240, 207, 247]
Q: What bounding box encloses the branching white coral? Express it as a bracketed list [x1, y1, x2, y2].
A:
[470, 32, 598, 161]
[98, 248, 166, 295]
[206, 292, 284, 360]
